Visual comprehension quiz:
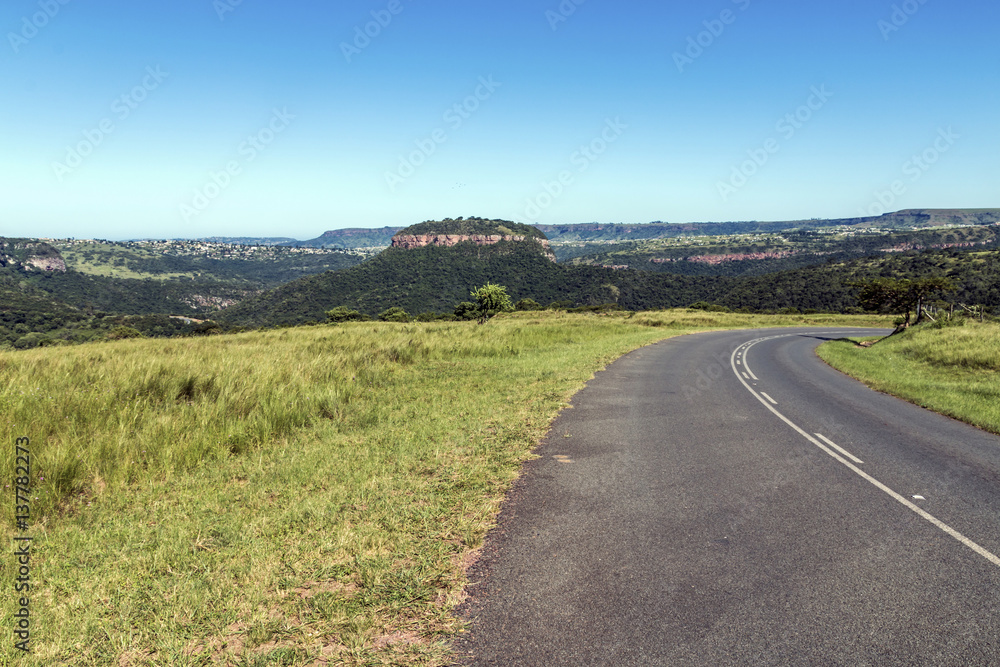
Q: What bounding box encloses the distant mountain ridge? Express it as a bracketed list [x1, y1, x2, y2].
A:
[286, 208, 1000, 250]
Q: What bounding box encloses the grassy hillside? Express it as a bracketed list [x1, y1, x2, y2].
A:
[818, 320, 1000, 434]
[0, 310, 889, 665]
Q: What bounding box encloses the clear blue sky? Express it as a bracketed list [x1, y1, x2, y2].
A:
[2, 0, 997, 240]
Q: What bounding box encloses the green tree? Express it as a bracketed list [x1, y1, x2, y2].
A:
[471, 283, 513, 323]
[326, 306, 365, 323]
[378, 307, 411, 323]
[855, 276, 954, 332]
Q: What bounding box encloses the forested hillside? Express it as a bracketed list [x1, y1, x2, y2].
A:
[565, 224, 1000, 276]
[55, 239, 365, 285]
[215, 241, 1000, 327]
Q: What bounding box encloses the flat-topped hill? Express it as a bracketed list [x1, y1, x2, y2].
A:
[391, 217, 555, 261]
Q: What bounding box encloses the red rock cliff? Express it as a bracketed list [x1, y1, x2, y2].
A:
[390, 234, 556, 261]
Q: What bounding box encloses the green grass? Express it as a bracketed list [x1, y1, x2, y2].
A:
[0, 310, 888, 665]
[58, 242, 199, 280]
[818, 319, 1000, 434]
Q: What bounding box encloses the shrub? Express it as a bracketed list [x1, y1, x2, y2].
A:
[378, 307, 411, 323]
[104, 326, 145, 341]
[515, 298, 542, 311]
[454, 302, 479, 321]
[326, 306, 366, 323]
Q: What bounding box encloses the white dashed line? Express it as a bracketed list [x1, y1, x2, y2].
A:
[731, 333, 1000, 570]
[814, 432, 864, 464]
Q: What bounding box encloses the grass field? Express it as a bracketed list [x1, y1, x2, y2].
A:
[0, 310, 888, 665]
[818, 319, 1000, 434]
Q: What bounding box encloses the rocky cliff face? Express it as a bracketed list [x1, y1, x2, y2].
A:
[26, 256, 67, 272]
[0, 240, 68, 272]
[391, 233, 556, 262]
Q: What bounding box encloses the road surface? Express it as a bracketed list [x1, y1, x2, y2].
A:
[456, 327, 1000, 665]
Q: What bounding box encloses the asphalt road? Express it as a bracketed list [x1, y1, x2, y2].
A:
[455, 327, 1000, 666]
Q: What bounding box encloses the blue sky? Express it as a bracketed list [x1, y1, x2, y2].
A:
[1, 0, 997, 240]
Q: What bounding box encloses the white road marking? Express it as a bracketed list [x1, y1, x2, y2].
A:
[814, 433, 864, 464]
[731, 333, 1000, 570]
[742, 372, 750, 380]
[759, 392, 778, 405]
[913, 495, 926, 500]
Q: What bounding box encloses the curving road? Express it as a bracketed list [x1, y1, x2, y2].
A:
[456, 328, 1000, 666]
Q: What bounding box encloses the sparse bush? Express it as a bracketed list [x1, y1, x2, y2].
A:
[378, 307, 411, 323]
[454, 301, 479, 321]
[104, 326, 145, 341]
[326, 306, 365, 323]
[515, 298, 542, 311]
[192, 321, 222, 336]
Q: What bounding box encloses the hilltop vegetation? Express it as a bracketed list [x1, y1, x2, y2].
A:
[286, 209, 1000, 252]
[537, 208, 1000, 245]
[215, 241, 1000, 328]
[565, 224, 1000, 276]
[397, 217, 548, 240]
[55, 239, 366, 285]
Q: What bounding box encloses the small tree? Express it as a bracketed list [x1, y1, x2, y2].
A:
[378, 307, 411, 323]
[327, 306, 365, 323]
[471, 283, 513, 323]
[855, 277, 954, 334]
